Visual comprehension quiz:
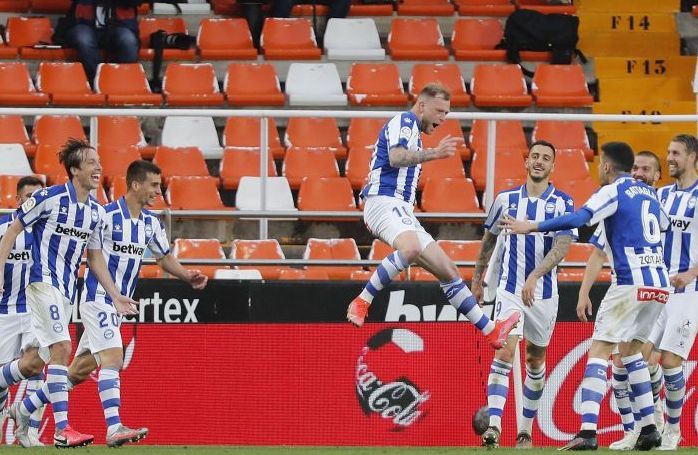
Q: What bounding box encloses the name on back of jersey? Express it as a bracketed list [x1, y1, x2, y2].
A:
[628, 250, 664, 268]
[625, 185, 658, 200]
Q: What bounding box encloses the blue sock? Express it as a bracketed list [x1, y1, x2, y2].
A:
[359, 251, 408, 303]
[487, 359, 512, 431]
[440, 278, 494, 334]
[580, 358, 608, 431]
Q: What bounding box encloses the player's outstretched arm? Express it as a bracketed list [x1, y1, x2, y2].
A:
[388, 135, 459, 167]
[472, 230, 498, 303]
[157, 254, 208, 290]
[86, 248, 138, 315]
[0, 218, 24, 292]
[500, 209, 593, 235]
[577, 247, 606, 322]
[522, 234, 572, 307]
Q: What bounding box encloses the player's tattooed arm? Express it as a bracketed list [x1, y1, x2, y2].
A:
[388, 135, 458, 167]
[521, 234, 572, 306]
[471, 230, 497, 303]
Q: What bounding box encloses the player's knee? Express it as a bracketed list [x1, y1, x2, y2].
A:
[101, 358, 124, 371]
[49, 341, 72, 364]
[661, 352, 682, 370]
[398, 245, 421, 264]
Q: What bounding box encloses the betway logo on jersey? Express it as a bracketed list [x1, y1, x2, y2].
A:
[670, 218, 691, 231]
[7, 250, 30, 261]
[112, 242, 145, 256]
[384, 290, 473, 322]
[55, 224, 90, 239]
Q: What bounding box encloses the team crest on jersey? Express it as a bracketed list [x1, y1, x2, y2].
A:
[145, 224, 153, 237]
[689, 197, 697, 209]
[104, 329, 114, 340]
[400, 127, 412, 139]
[91, 209, 99, 222]
[545, 202, 556, 214]
[21, 197, 36, 212]
[53, 322, 63, 333]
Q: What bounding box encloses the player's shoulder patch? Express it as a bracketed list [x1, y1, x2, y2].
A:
[399, 126, 412, 140]
[21, 196, 36, 213]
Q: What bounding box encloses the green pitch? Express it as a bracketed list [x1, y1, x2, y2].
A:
[0, 447, 696, 454]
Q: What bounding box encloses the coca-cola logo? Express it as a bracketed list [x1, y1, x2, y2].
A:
[355, 328, 430, 430]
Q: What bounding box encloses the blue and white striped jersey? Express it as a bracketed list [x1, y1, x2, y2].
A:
[16, 182, 105, 303]
[82, 197, 170, 305]
[583, 176, 669, 287]
[360, 111, 422, 204]
[0, 213, 32, 314]
[485, 184, 577, 300]
[657, 180, 698, 293]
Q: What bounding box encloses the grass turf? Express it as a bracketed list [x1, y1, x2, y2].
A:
[0, 447, 696, 454]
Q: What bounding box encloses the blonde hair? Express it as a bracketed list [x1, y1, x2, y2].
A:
[419, 83, 451, 101]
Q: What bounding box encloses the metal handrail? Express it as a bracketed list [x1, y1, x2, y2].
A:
[136, 258, 607, 267]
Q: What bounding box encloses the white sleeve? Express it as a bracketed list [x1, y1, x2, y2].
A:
[483, 195, 504, 235]
[147, 219, 171, 259]
[87, 208, 106, 250]
[582, 184, 619, 226]
[16, 189, 51, 228]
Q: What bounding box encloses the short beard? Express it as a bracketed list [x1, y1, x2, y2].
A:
[529, 174, 546, 183]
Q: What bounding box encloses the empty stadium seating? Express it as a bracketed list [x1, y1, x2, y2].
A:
[418, 153, 466, 189]
[531, 121, 593, 161]
[346, 118, 386, 150]
[388, 19, 449, 60]
[0, 143, 32, 176]
[166, 176, 226, 210]
[422, 119, 470, 159]
[162, 63, 225, 106]
[284, 117, 346, 159]
[0, 62, 49, 105]
[173, 238, 227, 279]
[32, 115, 86, 146]
[223, 117, 285, 159]
[161, 116, 223, 159]
[303, 238, 361, 280]
[153, 146, 211, 184]
[283, 148, 340, 189]
[345, 147, 372, 190]
[95, 63, 162, 106]
[532, 65, 593, 107]
[261, 18, 321, 60]
[36, 62, 105, 106]
[98, 145, 141, 185]
[471, 64, 532, 107]
[323, 18, 385, 60]
[235, 176, 296, 211]
[421, 178, 481, 213]
[409, 64, 470, 106]
[346, 63, 408, 106]
[0, 115, 33, 155]
[230, 239, 286, 280]
[469, 120, 527, 156]
[297, 177, 357, 212]
[285, 63, 347, 106]
[220, 148, 277, 190]
[224, 63, 285, 107]
[6, 16, 74, 60]
[96, 116, 157, 159]
[197, 18, 257, 60]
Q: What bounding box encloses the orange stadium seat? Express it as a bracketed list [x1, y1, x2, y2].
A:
[469, 120, 527, 156]
[555, 176, 599, 208]
[551, 149, 590, 182]
[515, 0, 575, 14]
[419, 152, 465, 189]
[283, 148, 339, 189]
[285, 117, 346, 159]
[303, 238, 362, 280]
[33, 144, 67, 184]
[0, 1, 30, 13]
[31, 0, 71, 13]
[494, 177, 526, 196]
[139, 265, 162, 279]
[261, 18, 321, 60]
[97, 145, 141, 185]
[348, 0, 393, 15]
[346, 63, 408, 106]
[388, 19, 448, 60]
[451, 18, 550, 61]
[223, 117, 285, 159]
[397, 0, 454, 15]
[0, 115, 34, 156]
[0, 174, 38, 208]
[471, 64, 532, 107]
[532, 65, 593, 107]
[32, 115, 86, 146]
[197, 18, 257, 60]
[224, 63, 285, 107]
[138, 17, 195, 60]
[421, 177, 481, 212]
[438, 239, 481, 280]
[558, 243, 609, 282]
[346, 118, 386, 150]
[565, 242, 594, 263]
[162, 63, 225, 106]
[452, 19, 505, 61]
[0, 62, 49, 106]
[36, 62, 105, 106]
[297, 177, 357, 212]
[94, 184, 108, 205]
[95, 63, 162, 106]
[470, 149, 527, 191]
[166, 176, 226, 210]
[455, 0, 515, 16]
[409, 64, 470, 107]
[96, 116, 157, 159]
[173, 239, 228, 279]
[231, 238, 286, 280]
[6, 16, 74, 59]
[345, 147, 371, 190]
[531, 121, 593, 161]
[219, 148, 277, 190]
[422, 119, 470, 160]
[153, 146, 211, 185]
[110, 176, 168, 208]
[278, 268, 330, 280]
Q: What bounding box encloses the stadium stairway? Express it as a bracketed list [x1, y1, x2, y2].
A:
[579, 0, 695, 188]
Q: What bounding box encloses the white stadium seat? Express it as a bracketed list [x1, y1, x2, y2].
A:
[0, 144, 33, 175]
[161, 116, 223, 159]
[323, 18, 386, 61]
[235, 176, 296, 211]
[285, 63, 348, 106]
[213, 269, 263, 280]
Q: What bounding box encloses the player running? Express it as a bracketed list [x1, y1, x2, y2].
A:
[346, 83, 519, 349]
[502, 142, 669, 451]
[0, 139, 138, 448]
